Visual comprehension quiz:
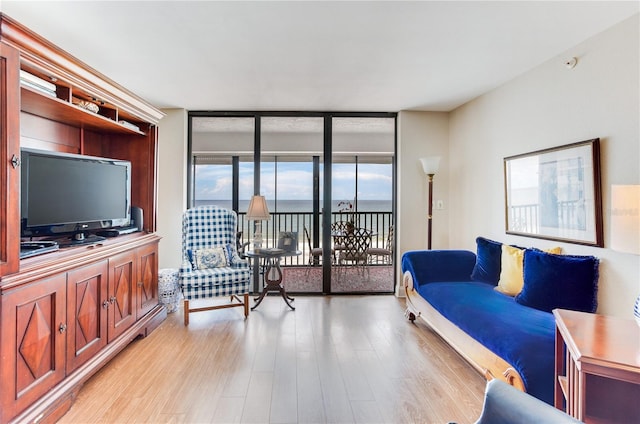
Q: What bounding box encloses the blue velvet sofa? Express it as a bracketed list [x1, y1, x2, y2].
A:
[402, 237, 599, 405]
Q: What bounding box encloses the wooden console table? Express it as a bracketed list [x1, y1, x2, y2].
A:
[554, 309, 640, 423]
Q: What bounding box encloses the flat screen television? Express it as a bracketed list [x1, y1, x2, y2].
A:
[21, 148, 132, 245]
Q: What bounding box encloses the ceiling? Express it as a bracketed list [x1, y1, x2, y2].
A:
[2, 1, 638, 113]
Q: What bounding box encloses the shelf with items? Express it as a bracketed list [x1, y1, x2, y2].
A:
[20, 63, 148, 136]
[21, 86, 147, 135]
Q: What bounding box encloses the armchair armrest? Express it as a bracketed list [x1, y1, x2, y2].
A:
[229, 257, 250, 269]
[179, 258, 193, 275]
[474, 379, 581, 424]
[401, 250, 476, 287]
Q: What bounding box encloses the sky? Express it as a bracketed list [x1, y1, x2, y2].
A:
[195, 161, 392, 205]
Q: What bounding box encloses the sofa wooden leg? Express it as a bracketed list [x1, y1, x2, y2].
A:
[184, 299, 190, 326]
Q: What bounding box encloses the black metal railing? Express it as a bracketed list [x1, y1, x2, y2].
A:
[237, 211, 393, 266]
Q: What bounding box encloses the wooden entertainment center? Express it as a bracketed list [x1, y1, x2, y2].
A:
[0, 14, 166, 423]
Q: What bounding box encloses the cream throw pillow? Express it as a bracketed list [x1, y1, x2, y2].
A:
[192, 246, 229, 270]
[495, 245, 562, 296]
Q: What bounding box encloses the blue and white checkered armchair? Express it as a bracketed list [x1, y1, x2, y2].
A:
[179, 206, 251, 325]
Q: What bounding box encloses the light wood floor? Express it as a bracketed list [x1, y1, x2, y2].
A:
[58, 295, 485, 423]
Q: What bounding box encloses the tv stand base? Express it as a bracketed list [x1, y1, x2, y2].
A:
[10, 304, 167, 424]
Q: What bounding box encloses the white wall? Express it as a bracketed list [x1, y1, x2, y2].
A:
[157, 109, 188, 269]
[447, 14, 639, 317]
[396, 111, 449, 294]
[157, 16, 639, 314]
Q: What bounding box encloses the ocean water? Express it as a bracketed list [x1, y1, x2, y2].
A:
[195, 199, 392, 212]
[194, 199, 393, 241]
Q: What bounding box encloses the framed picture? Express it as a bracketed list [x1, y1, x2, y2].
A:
[277, 231, 298, 252]
[504, 138, 603, 247]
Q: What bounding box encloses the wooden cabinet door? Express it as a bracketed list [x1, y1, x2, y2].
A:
[136, 243, 159, 318]
[0, 42, 21, 277]
[0, 273, 67, 423]
[108, 250, 137, 341]
[66, 260, 108, 373]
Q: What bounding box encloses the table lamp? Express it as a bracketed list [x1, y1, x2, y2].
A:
[246, 195, 271, 248]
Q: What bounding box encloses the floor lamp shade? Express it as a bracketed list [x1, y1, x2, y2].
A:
[420, 157, 441, 176]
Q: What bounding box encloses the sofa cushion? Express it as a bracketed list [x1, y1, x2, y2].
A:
[495, 245, 525, 295]
[516, 250, 599, 313]
[470, 237, 503, 285]
[418, 281, 556, 405]
[496, 246, 563, 296]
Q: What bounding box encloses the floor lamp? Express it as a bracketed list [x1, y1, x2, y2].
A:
[246, 195, 271, 248]
[420, 157, 440, 250]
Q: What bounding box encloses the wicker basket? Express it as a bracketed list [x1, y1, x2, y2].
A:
[158, 268, 180, 313]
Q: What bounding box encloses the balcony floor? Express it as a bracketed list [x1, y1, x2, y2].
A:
[282, 265, 394, 293]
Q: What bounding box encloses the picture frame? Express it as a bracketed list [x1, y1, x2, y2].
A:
[277, 231, 298, 252]
[504, 138, 603, 247]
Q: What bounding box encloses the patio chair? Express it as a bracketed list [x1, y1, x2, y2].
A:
[304, 226, 324, 278]
[331, 220, 351, 255]
[367, 225, 393, 265]
[337, 227, 372, 278]
[179, 206, 251, 325]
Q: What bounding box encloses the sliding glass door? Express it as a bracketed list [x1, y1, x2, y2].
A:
[331, 117, 395, 293]
[188, 112, 395, 294]
[260, 117, 325, 292]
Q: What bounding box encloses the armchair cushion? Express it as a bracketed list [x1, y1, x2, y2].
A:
[192, 246, 229, 269]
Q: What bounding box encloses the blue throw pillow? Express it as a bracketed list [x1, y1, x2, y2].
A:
[470, 237, 502, 285]
[225, 243, 244, 265]
[515, 249, 599, 313]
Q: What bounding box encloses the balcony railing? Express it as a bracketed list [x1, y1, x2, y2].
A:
[237, 211, 393, 266]
[509, 200, 585, 233]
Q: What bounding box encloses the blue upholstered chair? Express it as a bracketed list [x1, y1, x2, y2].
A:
[473, 379, 581, 424]
[179, 206, 251, 325]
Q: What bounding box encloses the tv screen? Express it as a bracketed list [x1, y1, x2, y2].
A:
[21, 148, 131, 242]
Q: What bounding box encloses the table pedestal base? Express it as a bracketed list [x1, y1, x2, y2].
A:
[251, 256, 295, 310]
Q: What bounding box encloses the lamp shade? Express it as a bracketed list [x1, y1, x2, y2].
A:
[246, 195, 271, 220]
[610, 185, 640, 255]
[420, 157, 441, 175]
